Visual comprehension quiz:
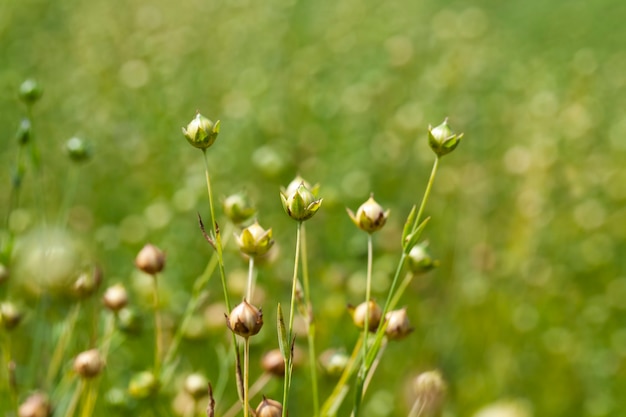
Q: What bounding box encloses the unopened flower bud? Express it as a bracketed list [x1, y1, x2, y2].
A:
[235, 220, 274, 257]
[182, 113, 220, 150]
[255, 397, 283, 417]
[223, 192, 256, 224]
[16, 119, 32, 145]
[407, 242, 438, 274]
[280, 182, 322, 222]
[103, 284, 129, 312]
[73, 349, 105, 378]
[135, 244, 165, 275]
[349, 300, 382, 332]
[0, 302, 23, 330]
[18, 392, 51, 417]
[226, 300, 263, 338]
[117, 307, 142, 334]
[385, 308, 413, 340]
[413, 370, 447, 415]
[73, 265, 102, 298]
[184, 373, 209, 400]
[19, 79, 43, 105]
[284, 175, 318, 196]
[128, 371, 160, 398]
[261, 349, 285, 376]
[65, 137, 92, 163]
[319, 349, 349, 377]
[347, 194, 389, 233]
[428, 118, 463, 157]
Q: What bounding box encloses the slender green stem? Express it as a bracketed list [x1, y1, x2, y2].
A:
[243, 337, 250, 417]
[223, 372, 272, 417]
[320, 335, 363, 417]
[80, 379, 96, 417]
[362, 234, 373, 358]
[162, 244, 224, 383]
[64, 379, 84, 417]
[1, 333, 18, 414]
[152, 274, 163, 378]
[300, 223, 319, 417]
[246, 257, 255, 302]
[202, 150, 231, 312]
[46, 303, 81, 386]
[412, 157, 440, 235]
[201, 150, 243, 405]
[58, 166, 79, 227]
[407, 399, 427, 417]
[282, 221, 302, 417]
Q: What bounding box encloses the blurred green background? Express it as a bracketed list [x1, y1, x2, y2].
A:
[2, 0, 626, 415]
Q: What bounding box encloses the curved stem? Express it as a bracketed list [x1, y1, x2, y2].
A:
[246, 257, 255, 302]
[243, 337, 250, 417]
[282, 221, 302, 417]
[301, 224, 319, 417]
[412, 157, 440, 234]
[202, 150, 231, 312]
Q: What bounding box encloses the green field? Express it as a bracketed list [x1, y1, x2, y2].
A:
[2, 0, 626, 416]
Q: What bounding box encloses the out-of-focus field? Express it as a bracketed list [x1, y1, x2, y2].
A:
[1, 0, 626, 415]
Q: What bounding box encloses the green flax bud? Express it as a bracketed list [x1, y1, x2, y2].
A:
[65, 137, 92, 163]
[428, 118, 463, 157]
[407, 242, 439, 274]
[128, 371, 160, 398]
[235, 220, 274, 257]
[16, 119, 32, 145]
[280, 182, 322, 222]
[18, 79, 43, 105]
[182, 113, 220, 150]
[223, 192, 256, 224]
[347, 194, 389, 233]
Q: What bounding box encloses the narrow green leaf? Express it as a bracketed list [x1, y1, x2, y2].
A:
[401, 205, 417, 246]
[277, 303, 289, 360]
[403, 217, 430, 254]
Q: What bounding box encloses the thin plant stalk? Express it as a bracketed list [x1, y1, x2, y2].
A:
[202, 150, 231, 312]
[152, 273, 163, 378]
[46, 303, 81, 385]
[362, 233, 374, 360]
[412, 157, 440, 235]
[246, 257, 255, 302]
[80, 380, 96, 417]
[320, 335, 363, 417]
[300, 223, 319, 416]
[201, 150, 244, 404]
[223, 372, 272, 417]
[64, 379, 85, 417]
[282, 221, 302, 417]
[408, 399, 427, 417]
[243, 337, 250, 417]
[1, 333, 17, 414]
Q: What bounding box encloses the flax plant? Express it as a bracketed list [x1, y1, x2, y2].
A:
[279, 177, 322, 416]
[350, 119, 463, 416]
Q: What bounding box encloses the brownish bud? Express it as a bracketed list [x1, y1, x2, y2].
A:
[72, 265, 103, 298]
[73, 349, 105, 378]
[226, 300, 263, 338]
[261, 349, 286, 376]
[385, 308, 413, 340]
[103, 284, 129, 312]
[135, 244, 165, 275]
[183, 373, 209, 400]
[255, 397, 283, 417]
[18, 392, 51, 417]
[349, 300, 382, 332]
[0, 302, 23, 330]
